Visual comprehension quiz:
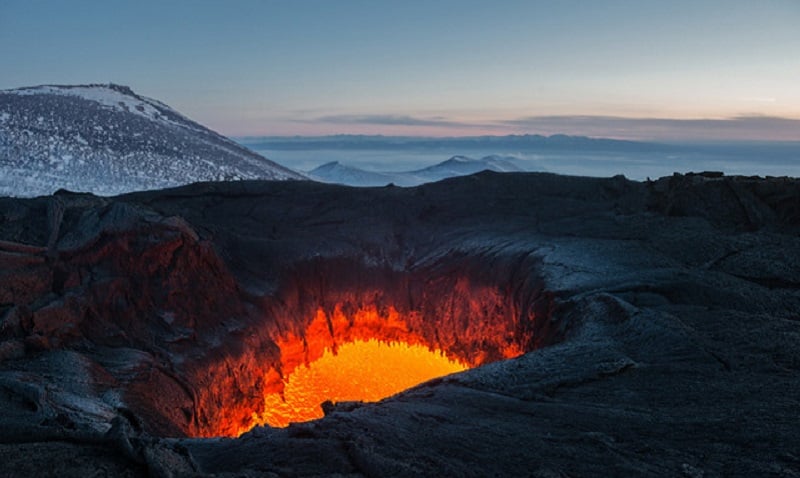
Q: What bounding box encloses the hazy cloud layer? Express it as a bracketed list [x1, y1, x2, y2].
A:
[500, 115, 800, 141]
[310, 114, 476, 128]
[307, 113, 800, 141]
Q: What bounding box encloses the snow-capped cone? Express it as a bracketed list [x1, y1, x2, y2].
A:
[0, 84, 305, 197]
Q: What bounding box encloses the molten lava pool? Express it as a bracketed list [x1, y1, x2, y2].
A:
[256, 339, 468, 427]
[211, 300, 528, 436]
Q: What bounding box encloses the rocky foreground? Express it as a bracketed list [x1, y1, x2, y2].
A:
[0, 171, 799, 477]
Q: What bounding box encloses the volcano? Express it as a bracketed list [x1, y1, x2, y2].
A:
[0, 84, 305, 197]
[0, 171, 799, 476]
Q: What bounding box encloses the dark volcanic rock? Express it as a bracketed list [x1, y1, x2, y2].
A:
[0, 171, 799, 476]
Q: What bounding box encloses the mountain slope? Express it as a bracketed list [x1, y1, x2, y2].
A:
[308, 161, 415, 187]
[415, 155, 522, 182]
[308, 155, 525, 187]
[0, 84, 304, 197]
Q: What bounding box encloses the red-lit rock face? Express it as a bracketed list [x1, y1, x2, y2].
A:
[200, 303, 523, 437]
[192, 261, 545, 437]
[0, 196, 557, 439]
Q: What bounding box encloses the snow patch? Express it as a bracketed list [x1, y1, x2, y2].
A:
[0, 84, 305, 197]
[8, 85, 177, 125]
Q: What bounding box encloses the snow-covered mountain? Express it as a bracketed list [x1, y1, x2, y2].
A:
[308, 155, 524, 187]
[308, 161, 412, 187]
[0, 84, 305, 197]
[414, 155, 522, 182]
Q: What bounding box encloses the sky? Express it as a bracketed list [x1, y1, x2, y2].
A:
[1, 0, 799, 141]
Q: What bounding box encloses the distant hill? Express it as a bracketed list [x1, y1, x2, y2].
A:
[414, 155, 522, 182]
[0, 84, 304, 197]
[308, 161, 409, 186]
[308, 155, 525, 187]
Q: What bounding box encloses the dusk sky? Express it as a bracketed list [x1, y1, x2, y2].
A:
[1, 0, 799, 140]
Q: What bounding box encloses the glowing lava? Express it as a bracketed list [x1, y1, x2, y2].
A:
[212, 302, 526, 436]
[256, 339, 468, 427]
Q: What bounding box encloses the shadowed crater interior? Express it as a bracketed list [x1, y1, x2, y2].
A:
[197, 256, 555, 436]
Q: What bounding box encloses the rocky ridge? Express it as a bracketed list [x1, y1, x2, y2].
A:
[0, 171, 798, 476]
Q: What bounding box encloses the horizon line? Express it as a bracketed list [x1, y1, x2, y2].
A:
[222, 114, 800, 142]
[232, 132, 800, 144]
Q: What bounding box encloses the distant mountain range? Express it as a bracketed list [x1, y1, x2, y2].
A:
[0, 84, 304, 197]
[237, 133, 667, 152]
[308, 155, 526, 187]
[6, 85, 796, 197]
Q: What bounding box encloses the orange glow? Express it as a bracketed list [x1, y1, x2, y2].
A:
[255, 339, 468, 427]
[211, 301, 524, 437]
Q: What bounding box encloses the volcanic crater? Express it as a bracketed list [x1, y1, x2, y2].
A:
[1, 171, 799, 476]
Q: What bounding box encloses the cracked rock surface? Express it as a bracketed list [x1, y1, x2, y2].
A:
[0, 171, 799, 477]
